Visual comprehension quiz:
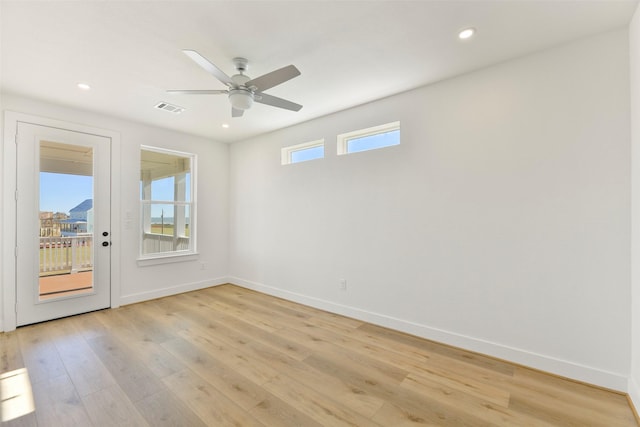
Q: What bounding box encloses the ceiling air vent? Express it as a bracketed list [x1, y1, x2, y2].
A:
[154, 102, 185, 114]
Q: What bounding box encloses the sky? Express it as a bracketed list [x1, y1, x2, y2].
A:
[290, 129, 400, 164]
[39, 171, 190, 224]
[40, 172, 93, 213]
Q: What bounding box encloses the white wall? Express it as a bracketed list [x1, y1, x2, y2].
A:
[629, 3, 640, 413]
[230, 29, 631, 390]
[0, 1, 4, 331]
[1, 94, 229, 326]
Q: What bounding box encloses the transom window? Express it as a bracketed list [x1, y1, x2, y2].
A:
[337, 121, 400, 155]
[140, 146, 196, 258]
[281, 139, 325, 165]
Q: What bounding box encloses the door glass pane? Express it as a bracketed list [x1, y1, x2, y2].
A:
[39, 141, 94, 301]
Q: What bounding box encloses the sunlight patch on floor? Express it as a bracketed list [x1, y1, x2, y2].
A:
[0, 368, 35, 422]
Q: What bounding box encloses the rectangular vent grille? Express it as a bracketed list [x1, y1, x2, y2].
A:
[154, 102, 185, 114]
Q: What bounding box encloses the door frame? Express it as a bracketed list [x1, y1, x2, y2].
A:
[2, 111, 121, 331]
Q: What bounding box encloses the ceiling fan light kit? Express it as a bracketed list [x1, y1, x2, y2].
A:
[168, 50, 302, 117]
[229, 89, 254, 110]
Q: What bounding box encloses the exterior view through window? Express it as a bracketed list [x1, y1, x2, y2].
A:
[282, 139, 325, 165]
[338, 121, 400, 155]
[39, 141, 95, 300]
[140, 146, 196, 257]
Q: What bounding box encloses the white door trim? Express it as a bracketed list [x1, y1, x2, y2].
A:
[2, 111, 121, 331]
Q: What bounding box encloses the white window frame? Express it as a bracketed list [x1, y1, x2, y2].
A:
[281, 139, 325, 165]
[139, 145, 197, 261]
[337, 121, 400, 155]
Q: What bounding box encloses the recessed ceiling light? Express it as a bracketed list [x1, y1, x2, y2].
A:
[458, 28, 475, 40]
[77, 83, 91, 90]
[222, 124, 230, 129]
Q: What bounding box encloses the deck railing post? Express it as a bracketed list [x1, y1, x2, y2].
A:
[70, 238, 78, 274]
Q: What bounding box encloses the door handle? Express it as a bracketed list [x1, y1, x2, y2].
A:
[102, 241, 110, 247]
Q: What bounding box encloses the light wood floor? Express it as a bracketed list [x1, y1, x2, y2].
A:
[1, 284, 637, 426]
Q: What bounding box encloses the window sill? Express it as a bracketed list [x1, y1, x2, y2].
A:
[137, 252, 199, 267]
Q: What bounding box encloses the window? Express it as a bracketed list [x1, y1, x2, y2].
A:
[337, 121, 400, 155]
[140, 146, 196, 258]
[281, 139, 325, 165]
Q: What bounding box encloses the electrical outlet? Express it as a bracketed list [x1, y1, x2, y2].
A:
[200, 262, 208, 270]
[339, 279, 347, 290]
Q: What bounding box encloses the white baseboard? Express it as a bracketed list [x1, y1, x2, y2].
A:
[229, 277, 628, 392]
[119, 277, 229, 306]
[629, 376, 640, 420]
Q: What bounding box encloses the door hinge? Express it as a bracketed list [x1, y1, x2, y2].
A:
[15, 302, 18, 314]
[14, 246, 18, 257]
[14, 189, 18, 201]
[14, 133, 18, 144]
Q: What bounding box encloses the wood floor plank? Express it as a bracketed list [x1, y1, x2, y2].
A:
[0, 331, 24, 373]
[248, 393, 325, 427]
[3, 284, 637, 426]
[162, 369, 265, 427]
[160, 336, 270, 411]
[181, 290, 280, 333]
[141, 298, 194, 332]
[110, 304, 176, 344]
[208, 291, 315, 330]
[371, 400, 491, 427]
[31, 374, 93, 426]
[325, 321, 515, 402]
[511, 365, 635, 416]
[399, 372, 549, 427]
[16, 323, 67, 385]
[236, 291, 314, 321]
[358, 322, 515, 376]
[276, 357, 386, 418]
[80, 385, 150, 426]
[507, 367, 637, 427]
[178, 326, 280, 386]
[67, 309, 111, 341]
[94, 308, 186, 379]
[172, 296, 315, 362]
[1, 412, 38, 427]
[284, 323, 410, 385]
[47, 316, 117, 397]
[302, 346, 492, 426]
[134, 389, 208, 427]
[326, 315, 515, 387]
[86, 334, 166, 403]
[262, 373, 382, 426]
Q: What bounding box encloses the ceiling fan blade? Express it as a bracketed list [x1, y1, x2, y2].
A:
[246, 65, 300, 92]
[232, 107, 244, 117]
[255, 92, 302, 112]
[182, 49, 234, 87]
[166, 89, 228, 95]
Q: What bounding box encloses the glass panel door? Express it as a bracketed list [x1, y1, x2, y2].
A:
[16, 122, 111, 326]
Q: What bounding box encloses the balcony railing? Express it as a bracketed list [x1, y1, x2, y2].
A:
[142, 232, 190, 254]
[39, 234, 93, 275]
[40, 233, 190, 274]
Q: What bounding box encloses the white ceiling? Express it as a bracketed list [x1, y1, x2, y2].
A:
[1, 1, 637, 143]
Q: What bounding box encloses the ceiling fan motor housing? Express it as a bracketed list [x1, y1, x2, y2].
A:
[233, 57, 249, 73]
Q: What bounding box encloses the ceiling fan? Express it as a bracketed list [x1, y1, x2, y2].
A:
[168, 50, 302, 117]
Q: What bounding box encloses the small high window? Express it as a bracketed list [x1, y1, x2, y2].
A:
[140, 146, 196, 258]
[281, 139, 325, 165]
[337, 121, 400, 155]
